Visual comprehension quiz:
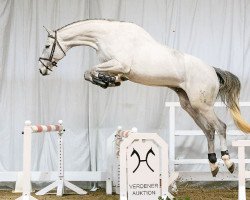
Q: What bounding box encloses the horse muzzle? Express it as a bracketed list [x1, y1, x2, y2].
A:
[39, 66, 51, 76]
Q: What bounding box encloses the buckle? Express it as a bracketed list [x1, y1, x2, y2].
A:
[52, 61, 57, 66]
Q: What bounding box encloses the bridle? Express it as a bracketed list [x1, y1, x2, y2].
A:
[39, 30, 66, 71]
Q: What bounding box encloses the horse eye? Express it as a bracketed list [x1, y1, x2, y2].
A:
[45, 45, 50, 49]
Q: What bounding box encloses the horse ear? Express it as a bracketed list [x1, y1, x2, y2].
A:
[43, 26, 53, 36]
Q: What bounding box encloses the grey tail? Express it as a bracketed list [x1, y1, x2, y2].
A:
[214, 67, 250, 133]
[213, 67, 241, 110]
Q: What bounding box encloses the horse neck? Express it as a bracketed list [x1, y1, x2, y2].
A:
[58, 20, 105, 51]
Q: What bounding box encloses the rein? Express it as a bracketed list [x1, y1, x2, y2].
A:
[39, 31, 66, 71]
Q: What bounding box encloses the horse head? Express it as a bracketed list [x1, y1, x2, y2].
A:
[38, 26, 66, 76]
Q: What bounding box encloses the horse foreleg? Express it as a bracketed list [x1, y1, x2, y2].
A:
[84, 59, 130, 88]
[84, 70, 120, 88]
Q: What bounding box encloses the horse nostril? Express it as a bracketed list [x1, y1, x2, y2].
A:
[39, 69, 46, 76]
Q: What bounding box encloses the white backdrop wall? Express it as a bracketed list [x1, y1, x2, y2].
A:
[0, 0, 250, 180]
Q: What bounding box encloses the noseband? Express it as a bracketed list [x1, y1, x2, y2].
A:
[39, 31, 66, 71]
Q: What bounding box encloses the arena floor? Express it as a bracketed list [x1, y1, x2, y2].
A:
[1, 185, 249, 200]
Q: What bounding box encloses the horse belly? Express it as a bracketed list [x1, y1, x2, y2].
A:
[128, 63, 185, 87]
[127, 47, 186, 87]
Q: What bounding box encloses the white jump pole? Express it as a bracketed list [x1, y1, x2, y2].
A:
[238, 146, 246, 200]
[16, 120, 86, 200]
[232, 140, 250, 200]
[106, 126, 138, 195]
[16, 121, 36, 200]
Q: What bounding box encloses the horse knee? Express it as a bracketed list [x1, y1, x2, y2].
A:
[84, 71, 92, 81]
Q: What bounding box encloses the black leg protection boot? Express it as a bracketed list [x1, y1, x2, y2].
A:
[208, 153, 219, 177]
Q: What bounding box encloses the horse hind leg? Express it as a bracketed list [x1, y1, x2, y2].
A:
[191, 103, 235, 174]
[194, 103, 235, 174]
[214, 117, 235, 173]
[175, 88, 219, 176]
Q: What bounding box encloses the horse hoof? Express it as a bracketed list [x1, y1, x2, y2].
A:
[228, 162, 235, 173]
[211, 166, 219, 177]
[100, 85, 108, 89]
